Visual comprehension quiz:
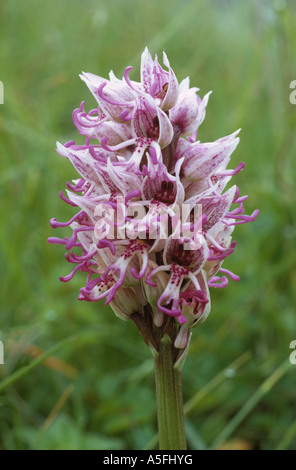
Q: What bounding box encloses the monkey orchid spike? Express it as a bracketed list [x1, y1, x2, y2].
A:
[49, 47, 259, 450]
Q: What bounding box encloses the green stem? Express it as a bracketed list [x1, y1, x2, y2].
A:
[153, 333, 187, 450]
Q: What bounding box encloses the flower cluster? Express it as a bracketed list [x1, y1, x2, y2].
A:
[49, 48, 259, 350]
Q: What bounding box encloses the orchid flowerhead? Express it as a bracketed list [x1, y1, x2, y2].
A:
[49, 48, 259, 351]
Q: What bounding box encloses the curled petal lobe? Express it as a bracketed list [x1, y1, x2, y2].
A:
[80, 72, 136, 122]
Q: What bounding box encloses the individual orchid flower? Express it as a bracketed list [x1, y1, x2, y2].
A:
[49, 48, 259, 450]
[170, 77, 211, 137]
[141, 47, 179, 111]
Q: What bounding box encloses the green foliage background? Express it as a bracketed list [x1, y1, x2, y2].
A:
[0, 0, 295, 450]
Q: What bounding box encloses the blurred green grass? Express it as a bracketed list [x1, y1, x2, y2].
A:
[0, 0, 296, 450]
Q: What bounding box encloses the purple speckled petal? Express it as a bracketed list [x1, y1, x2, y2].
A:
[170, 79, 211, 136]
[181, 130, 240, 182]
[140, 47, 154, 94]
